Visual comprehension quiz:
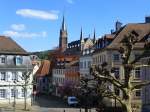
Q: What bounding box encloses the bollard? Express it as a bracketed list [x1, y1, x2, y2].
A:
[64, 109, 65, 112]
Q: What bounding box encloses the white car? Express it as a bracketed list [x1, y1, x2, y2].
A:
[67, 96, 78, 106]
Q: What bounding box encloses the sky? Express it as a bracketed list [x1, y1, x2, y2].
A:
[0, 0, 150, 52]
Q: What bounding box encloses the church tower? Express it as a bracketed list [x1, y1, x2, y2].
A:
[80, 28, 84, 51]
[93, 28, 96, 44]
[59, 15, 68, 52]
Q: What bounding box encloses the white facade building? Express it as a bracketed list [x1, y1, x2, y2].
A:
[0, 36, 33, 107]
[79, 48, 94, 79]
[142, 55, 150, 106]
[92, 21, 150, 112]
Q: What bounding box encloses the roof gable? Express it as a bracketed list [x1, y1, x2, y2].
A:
[0, 36, 27, 55]
[107, 23, 150, 49]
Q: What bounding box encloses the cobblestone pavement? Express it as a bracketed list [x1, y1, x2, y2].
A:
[0, 95, 96, 112]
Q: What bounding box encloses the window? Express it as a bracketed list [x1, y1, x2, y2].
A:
[43, 78, 45, 83]
[114, 87, 120, 96]
[11, 89, 15, 97]
[134, 54, 140, 60]
[135, 90, 141, 97]
[0, 72, 6, 81]
[134, 54, 141, 62]
[16, 57, 23, 65]
[0, 57, 6, 64]
[114, 68, 120, 79]
[0, 89, 6, 98]
[113, 54, 120, 61]
[21, 89, 25, 97]
[135, 68, 140, 79]
[11, 89, 18, 98]
[103, 55, 106, 62]
[12, 72, 18, 81]
[88, 61, 91, 68]
[84, 61, 86, 69]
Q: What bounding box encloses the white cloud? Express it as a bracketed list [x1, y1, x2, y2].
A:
[66, 0, 74, 4]
[11, 24, 26, 31]
[3, 30, 47, 38]
[16, 9, 59, 20]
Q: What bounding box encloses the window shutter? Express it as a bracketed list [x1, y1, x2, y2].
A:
[13, 56, 16, 65]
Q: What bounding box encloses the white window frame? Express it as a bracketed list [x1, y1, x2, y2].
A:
[135, 89, 141, 97]
[135, 67, 141, 79]
[0, 57, 6, 64]
[0, 89, 6, 98]
[21, 88, 25, 97]
[0, 72, 6, 81]
[16, 56, 23, 65]
[12, 72, 18, 81]
[113, 54, 120, 61]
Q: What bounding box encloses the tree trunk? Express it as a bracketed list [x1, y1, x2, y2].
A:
[24, 87, 27, 110]
[124, 103, 132, 112]
[123, 90, 132, 112]
[85, 108, 88, 112]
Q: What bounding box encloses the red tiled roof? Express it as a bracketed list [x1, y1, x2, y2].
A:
[107, 23, 150, 49]
[36, 60, 51, 77]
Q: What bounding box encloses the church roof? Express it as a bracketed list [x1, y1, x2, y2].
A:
[68, 38, 90, 46]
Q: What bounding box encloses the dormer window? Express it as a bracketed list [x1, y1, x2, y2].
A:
[1, 57, 5, 64]
[15, 56, 23, 65]
[0, 56, 6, 64]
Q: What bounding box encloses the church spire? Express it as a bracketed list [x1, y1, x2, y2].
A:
[59, 15, 68, 52]
[80, 27, 83, 41]
[93, 28, 96, 43]
[61, 15, 67, 31]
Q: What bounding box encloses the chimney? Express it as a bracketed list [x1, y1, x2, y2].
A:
[111, 29, 114, 34]
[145, 16, 150, 23]
[115, 21, 122, 31]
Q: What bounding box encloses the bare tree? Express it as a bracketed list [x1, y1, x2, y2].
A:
[79, 76, 106, 112]
[21, 71, 32, 111]
[90, 33, 150, 112]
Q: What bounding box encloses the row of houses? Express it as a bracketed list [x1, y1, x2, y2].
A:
[34, 16, 150, 109]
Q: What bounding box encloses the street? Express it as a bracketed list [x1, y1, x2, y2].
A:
[0, 95, 96, 112]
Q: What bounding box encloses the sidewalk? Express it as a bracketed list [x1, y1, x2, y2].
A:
[0, 105, 96, 112]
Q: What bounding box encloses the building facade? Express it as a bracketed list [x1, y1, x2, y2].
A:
[92, 19, 150, 111]
[79, 48, 94, 79]
[35, 60, 51, 95]
[0, 36, 33, 106]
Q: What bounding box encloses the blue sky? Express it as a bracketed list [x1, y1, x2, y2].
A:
[0, 0, 150, 52]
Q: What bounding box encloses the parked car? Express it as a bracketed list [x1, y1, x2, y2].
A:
[67, 96, 78, 106]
